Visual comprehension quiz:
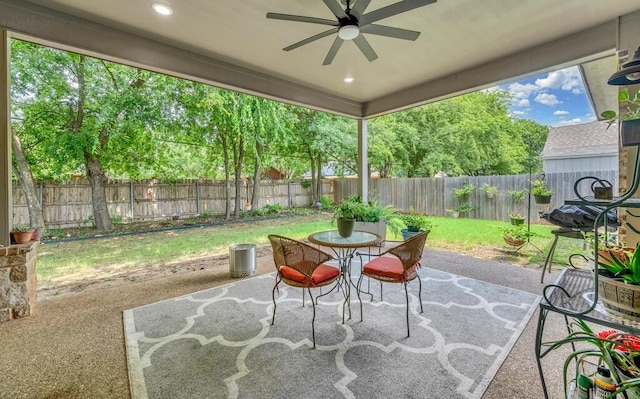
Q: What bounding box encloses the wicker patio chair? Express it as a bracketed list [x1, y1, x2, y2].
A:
[268, 234, 340, 348]
[356, 231, 428, 337]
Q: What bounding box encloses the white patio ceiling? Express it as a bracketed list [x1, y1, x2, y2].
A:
[2, 0, 640, 119]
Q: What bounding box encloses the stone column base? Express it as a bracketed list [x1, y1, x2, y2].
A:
[0, 241, 38, 322]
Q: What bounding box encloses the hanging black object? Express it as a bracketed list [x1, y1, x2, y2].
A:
[541, 205, 620, 231]
[608, 46, 640, 86]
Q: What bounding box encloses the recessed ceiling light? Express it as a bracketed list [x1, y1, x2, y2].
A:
[152, 3, 173, 16]
[344, 77, 354, 83]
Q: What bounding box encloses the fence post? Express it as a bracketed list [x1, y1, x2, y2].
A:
[196, 180, 201, 214]
[130, 181, 135, 221]
[287, 180, 291, 209]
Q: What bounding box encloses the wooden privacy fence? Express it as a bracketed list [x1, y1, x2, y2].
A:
[333, 170, 619, 224]
[12, 179, 332, 228]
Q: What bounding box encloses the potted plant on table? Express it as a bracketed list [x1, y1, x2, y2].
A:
[352, 197, 400, 242]
[532, 179, 552, 204]
[601, 88, 640, 147]
[10, 224, 34, 244]
[333, 197, 362, 238]
[399, 207, 432, 241]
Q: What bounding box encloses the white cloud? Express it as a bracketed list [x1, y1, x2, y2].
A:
[553, 110, 569, 115]
[557, 118, 583, 126]
[511, 110, 527, 116]
[535, 93, 560, 106]
[508, 82, 539, 99]
[516, 99, 530, 107]
[535, 67, 583, 93]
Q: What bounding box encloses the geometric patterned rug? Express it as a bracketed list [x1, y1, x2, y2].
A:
[123, 264, 540, 399]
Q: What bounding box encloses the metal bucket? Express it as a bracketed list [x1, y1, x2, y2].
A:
[229, 244, 256, 278]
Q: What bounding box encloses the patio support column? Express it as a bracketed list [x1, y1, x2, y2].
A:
[618, 13, 640, 247]
[0, 28, 10, 246]
[357, 119, 368, 203]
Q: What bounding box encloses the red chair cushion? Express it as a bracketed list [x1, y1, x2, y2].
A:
[363, 256, 418, 281]
[279, 263, 339, 286]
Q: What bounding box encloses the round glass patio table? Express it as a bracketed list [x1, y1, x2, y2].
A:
[308, 230, 381, 321]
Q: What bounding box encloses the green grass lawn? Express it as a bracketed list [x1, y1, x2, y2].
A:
[36, 213, 592, 292]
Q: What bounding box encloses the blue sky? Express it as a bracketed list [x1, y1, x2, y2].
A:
[491, 66, 596, 127]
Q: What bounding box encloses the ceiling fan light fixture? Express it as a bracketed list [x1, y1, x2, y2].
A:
[338, 25, 360, 41]
[608, 46, 640, 86]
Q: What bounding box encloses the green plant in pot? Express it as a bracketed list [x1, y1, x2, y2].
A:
[333, 197, 363, 238]
[501, 225, 535, 247]
[509, 212, 525, 226]
[546, 319, 640, 399]
[601, 88, 640, 147]
[531, 179, 552, 204]
[597, 241, 640, 321]
[453, 183, 474, 199]
[10, 224, 34, 244]
[481, 183, 498, 199]
[399, 207, 432, 241]
[350, 196, 401, 242]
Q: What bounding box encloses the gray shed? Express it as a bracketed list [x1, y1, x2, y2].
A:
[540, 120, 618, 174]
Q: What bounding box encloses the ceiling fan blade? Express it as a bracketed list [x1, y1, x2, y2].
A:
[323, 37, 345, 65]
[322, 0, 348, 19]
[266, 13, 337, 26]
[350, 0, 372, 19]
[283, 28, 339, 51]
[360, 0, 437, 25]
[360, 24, 420, 41]
[353, 35, 378, 62]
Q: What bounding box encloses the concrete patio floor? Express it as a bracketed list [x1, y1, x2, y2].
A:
[0, 246, 575, 398]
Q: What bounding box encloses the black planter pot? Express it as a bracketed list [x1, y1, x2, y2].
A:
[621, 119, 640, 147]
[534, 194, 551, 204]
[336, 218, 355, 238]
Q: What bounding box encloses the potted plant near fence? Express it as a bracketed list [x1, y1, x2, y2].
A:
[501, 225, 535, 247]
[481, 183, 498, 199]
[532, 179, 552, 204]
[10, 224, 34, 244]
[399, 207, 432, 241]
[351, 197, 401, 242]
[454, 183, 474, 200]
[601, 88, 640, 147]
[509, 212, 525, 226]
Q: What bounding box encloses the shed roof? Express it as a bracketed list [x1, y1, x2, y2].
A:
[540, 120, 618, 159]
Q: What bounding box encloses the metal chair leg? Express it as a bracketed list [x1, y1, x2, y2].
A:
[418, 276, 424, 313]
[404, 282, 410, 337]
[271, 276, 281, 325]
[356, 273, 365, 322]
[308, 287, 316, 349]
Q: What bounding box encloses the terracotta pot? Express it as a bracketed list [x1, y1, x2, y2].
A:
[598, 246, 634, 267]
[598, 275, 640, 322]
[503, 236, 525, 247]
[11, 230, 33, 244]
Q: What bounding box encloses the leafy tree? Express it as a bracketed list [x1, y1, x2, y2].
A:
[11, 40, 159, 231]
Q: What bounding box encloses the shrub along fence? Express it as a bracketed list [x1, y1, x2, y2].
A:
[12, 179, 332, 228]
[333, 170, 619, 224]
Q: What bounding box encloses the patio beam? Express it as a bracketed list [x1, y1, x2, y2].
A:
[0, 0, 363, 119]
[0, 27, 10, 246]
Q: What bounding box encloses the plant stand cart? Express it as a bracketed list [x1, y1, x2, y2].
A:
[535, 151, 640, 399]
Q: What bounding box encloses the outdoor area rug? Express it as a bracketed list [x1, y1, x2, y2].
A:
[123, 264, 540, 399]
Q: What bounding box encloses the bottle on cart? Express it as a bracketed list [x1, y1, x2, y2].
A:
[593, 365, 618, 398]
[576, 373, 593, 399]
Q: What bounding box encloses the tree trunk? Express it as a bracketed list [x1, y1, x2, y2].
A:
[233, 139, 245, 218]
[85, 152, 114, 231]
[251, 140, 263, 209]
[308, 150, 317, 204]
[220, 134, 231, 221]
[11, 127, 44, 229]
[315, 153, 322, 203]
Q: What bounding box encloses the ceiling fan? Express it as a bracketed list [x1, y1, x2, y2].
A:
[267, 0, 437, 66]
